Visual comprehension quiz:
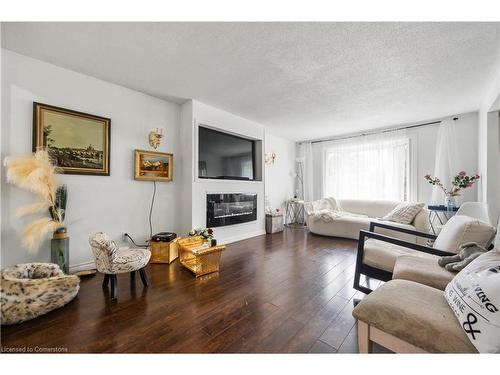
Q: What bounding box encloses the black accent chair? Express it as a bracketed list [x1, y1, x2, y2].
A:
[353, 222, 454, 294]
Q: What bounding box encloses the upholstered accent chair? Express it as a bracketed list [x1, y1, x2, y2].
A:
[353, 215, 496, 294]
[89, 232, 151, 299]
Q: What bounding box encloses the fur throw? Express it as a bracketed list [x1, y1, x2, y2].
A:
[438, 242, 489, 272]
[1, 263, 80, 325]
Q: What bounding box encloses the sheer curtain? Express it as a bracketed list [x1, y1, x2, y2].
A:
[323, 130, 410, 201]
[431, 118, 461, 204]
[296, 141, 314, 201]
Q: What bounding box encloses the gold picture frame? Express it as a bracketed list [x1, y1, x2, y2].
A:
[33, 102, 111, 175]
[134, 149, 173, 182]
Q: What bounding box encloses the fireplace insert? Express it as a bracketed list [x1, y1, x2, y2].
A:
[206, 193, 257, 227]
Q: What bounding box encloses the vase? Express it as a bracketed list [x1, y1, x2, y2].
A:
[444, 196, 455, 211]
[51, 227, 69, 274]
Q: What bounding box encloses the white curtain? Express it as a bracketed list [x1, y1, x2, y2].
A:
[297, 142, 314, 201]
[323, 130, 410, 201]
[431, 118, 461, 204]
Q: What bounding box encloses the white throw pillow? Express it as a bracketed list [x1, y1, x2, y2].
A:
[382, 202, 425, 224]
[444, 250, 500, 353]
[433, 215, 496, 254]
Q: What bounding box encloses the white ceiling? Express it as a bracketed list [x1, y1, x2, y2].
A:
[2, 22, 499, 141]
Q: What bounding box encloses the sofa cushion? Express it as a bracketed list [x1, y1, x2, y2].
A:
[444, 250, 500, 353]
[363, 239, 437, 272]
[433, 215, 496, 253]
[382, 202, 425, 224]
[352, 279, 477, 353]
[393, 255, 455, 290]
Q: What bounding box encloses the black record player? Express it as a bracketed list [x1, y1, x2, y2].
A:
[151, 232, 177, 242]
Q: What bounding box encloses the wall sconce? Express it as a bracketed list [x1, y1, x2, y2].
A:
[265, 152, 277, 165]
[148, 128, 164, 149]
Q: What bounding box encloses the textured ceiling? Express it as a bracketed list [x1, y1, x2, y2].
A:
[2, 22, 499, 141]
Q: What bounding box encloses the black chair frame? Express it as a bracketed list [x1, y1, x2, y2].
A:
[353, 222, 454, 294]
[102, 267, 149, 299]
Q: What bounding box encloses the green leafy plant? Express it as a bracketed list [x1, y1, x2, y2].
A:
[188, 228, 214, 240]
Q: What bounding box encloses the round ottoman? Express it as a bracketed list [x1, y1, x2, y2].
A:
[1, 263, 80, 325]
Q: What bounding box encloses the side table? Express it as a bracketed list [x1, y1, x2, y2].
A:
[427, 205, 459, 235]
[150, 238, 178, 264]
[285, 199, 306, 227]
[177, 236, 225, 277]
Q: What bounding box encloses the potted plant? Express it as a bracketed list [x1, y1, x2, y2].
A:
[4, 150, 69, 273]
[424, 171, 480, 209]
[188, 227, 216, 246]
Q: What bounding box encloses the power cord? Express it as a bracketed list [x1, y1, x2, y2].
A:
[124, 181, 157, 248]
[149, 181, 157, 240]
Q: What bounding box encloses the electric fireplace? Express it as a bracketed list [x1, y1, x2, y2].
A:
[206, 193, 257, 227]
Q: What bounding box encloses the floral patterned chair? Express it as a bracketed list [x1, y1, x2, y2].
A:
[89, 232, 151, 299]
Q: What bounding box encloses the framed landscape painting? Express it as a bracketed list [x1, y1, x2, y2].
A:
[134, 150, 173, 182]
[33, 102, 111, 175]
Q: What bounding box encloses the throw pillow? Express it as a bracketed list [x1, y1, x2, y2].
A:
[433, 215, 496, 254]
[444, 250, 500, 353]
[382, 202, 425, 224]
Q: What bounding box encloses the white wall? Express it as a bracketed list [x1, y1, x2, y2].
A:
[309, 112, 479, 204]
[1, 49, 182, 271]
[478, 29, 500, 225]
[264, 131, 296, 212]
[180, 100, 267, 243]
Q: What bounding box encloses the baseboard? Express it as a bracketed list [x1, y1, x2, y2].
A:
[220, 230, 266, 244]
[70, 260, 96, 273]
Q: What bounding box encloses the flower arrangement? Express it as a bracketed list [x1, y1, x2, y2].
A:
[424, 171, 480, 199]
[4, 150, 67, 251]
[188, 227, 214, 240]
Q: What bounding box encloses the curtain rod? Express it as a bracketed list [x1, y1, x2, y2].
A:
[308, 117, 457, 145]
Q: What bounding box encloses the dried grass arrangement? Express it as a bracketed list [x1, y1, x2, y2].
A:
[4, 150, 67, 251]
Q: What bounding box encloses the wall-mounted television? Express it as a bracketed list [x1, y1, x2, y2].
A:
[198, 126, 257, 181]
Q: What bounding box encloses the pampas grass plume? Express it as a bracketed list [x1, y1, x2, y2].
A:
[22, 217, 62, 252]
[4, 150, 62, 252]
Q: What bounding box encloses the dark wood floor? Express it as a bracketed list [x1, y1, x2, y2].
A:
[1, 228, 380, 353]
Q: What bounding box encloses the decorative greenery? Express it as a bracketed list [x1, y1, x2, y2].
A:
[4, 150, 67, 251]
[188, 228, 214, 240]
[424, 171, 480, 197]
[49, 184, 67, 223]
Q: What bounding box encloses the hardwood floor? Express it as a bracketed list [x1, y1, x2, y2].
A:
[1, 229, 376, 353]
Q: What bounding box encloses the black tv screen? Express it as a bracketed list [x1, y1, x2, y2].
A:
[198, 126, 255, 180]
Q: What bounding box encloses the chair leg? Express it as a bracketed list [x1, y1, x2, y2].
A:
[357, 321, 373, 353]
[139, 268, 149, 287]
[110, 274, 118, 299]
[130, 270, 136, 284]
[102, 274, 110, 288]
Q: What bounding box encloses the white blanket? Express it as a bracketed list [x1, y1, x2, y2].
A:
[310, 208, 367, 223]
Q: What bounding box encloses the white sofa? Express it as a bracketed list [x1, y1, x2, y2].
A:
[304, 198, 430, 244]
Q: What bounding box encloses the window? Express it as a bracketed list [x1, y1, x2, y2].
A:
[323, 136, 410, 201]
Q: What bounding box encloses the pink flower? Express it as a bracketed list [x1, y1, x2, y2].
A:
[475, 174, 480, 179]
[458, 171, 466, 176]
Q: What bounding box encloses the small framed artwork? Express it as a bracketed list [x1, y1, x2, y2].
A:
[134, 149, 173, 182]
[33, 102, 111, 175]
